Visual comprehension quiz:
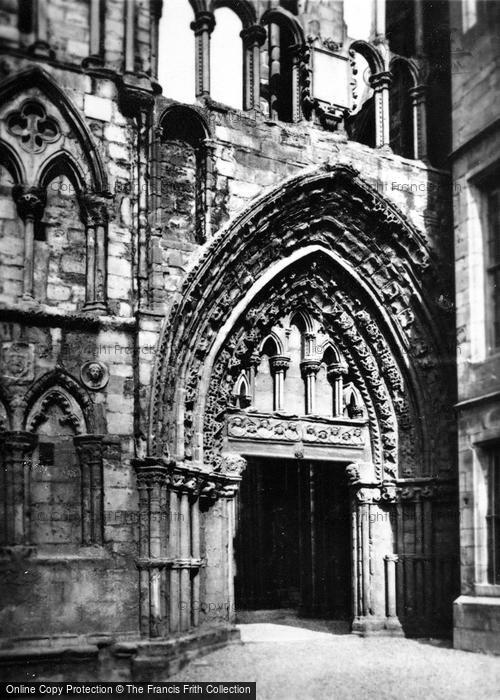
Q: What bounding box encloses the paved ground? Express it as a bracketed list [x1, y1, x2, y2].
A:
[169, 620, 500, 700]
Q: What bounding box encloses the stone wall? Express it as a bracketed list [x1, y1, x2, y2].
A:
[451, 0, 500, 654]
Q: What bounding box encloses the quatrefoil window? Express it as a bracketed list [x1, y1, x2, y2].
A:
[7, 101, 60, 153]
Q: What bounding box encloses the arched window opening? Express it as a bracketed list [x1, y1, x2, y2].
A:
[255, 336, 279, 413]
[346, 52, 375, 147]
[0, 162, 23, 303]
[38, 174, 86, 310]
[390, 61, 413, 159]
[211, 7, 243, 108]
[159, 108, 209, 245]
[261, 20, 295, 122]
[343, 381, 365, 419]
[233, 370, 252, 409]
[158, 0, 196, 102]
[27, 390, 83, 547]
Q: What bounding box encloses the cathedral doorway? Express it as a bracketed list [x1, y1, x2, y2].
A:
[234, 457, 352, 621]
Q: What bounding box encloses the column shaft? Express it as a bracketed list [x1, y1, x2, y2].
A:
[191, 12, 215, 98]
[2, 432, 36, 545]
[12, 185, 46, 302]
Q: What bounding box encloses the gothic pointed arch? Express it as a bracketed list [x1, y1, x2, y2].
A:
[23, 367, 96, 434]
[38, 150, 89, 194]
[0, 138, 25, 184]
[150, 163, 454, 484]
[0, 66, 108, 193]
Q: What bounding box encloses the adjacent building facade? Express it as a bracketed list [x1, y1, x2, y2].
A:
[451, 0, 500, 654]
[0, 0, 495, 680]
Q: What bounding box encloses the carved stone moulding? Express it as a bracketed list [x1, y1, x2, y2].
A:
[226, 412, 366, 448]
[132, 456, 244, 502]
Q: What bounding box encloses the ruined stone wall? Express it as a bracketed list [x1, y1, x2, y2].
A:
[0, 0, 458, 665]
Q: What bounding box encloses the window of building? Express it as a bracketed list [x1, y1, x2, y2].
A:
[485, 183, 500, 351]
[487, 447, 500, 584]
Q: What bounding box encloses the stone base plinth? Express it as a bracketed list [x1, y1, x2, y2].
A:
[454, 595, 500, 655]
[0, 626, 241, 681]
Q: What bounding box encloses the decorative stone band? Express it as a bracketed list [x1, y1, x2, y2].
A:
[133, 456, 245, 502]
[226, 411, 366, 448]
[135, 557, 203, 570]
[346, 464, 457, 503]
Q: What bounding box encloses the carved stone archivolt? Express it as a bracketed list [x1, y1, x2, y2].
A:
[151, 164, 454, 485]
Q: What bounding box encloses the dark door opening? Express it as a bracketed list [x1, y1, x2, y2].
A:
[234, 458, 352, 621]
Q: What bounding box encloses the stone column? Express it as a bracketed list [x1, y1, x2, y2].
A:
[349, 472, 403, 636]
[190, 492, 201, 628]
[269, 356, 290, 411]
[134, 460, 170, 638]
[168, 487, 180, 634]
[327, 362, 348, 417]
[178, 486, 192, 632]
[410, 84, 428, 161]
[248, 350, 261, 406]
[370, 72, 392, 149]
[12, 185, 46, 302]
[29, 0, 54, 58]
[124, 0, 136, 74]
[83, 0, 105, 68]
[268, 22, 280, 119]
[414, 0, 425, 56]
[241, 25, 266, 111]
[191, 12, 215, 99]
[290, 44, 303, 123]
[150, 0, 163, 81]
[384, 554, 398, 621]
[373, 0, 386, 42]
[301, 360, 321, 415]
[1, 431, 37, 545]
[74, 435, 104, 546]
[79, 194, 109, 314]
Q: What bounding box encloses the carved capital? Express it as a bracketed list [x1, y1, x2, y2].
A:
[73, 434, 104, 462]
[384, 554, 399, 563]
[190, 11, 215, 35]
[369, 71, 392, 91]
[409, 84, 427, 105]
[1, 430, 37, 456]
[327, 362, 348, 380]
[79, 193, 110, 226]
[300, 359, 321, 377]
[12, 185, 46, 221]
[240, 24, 266, 48]
[133, 459, 171, 488]
[269, 355, 291, 373]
